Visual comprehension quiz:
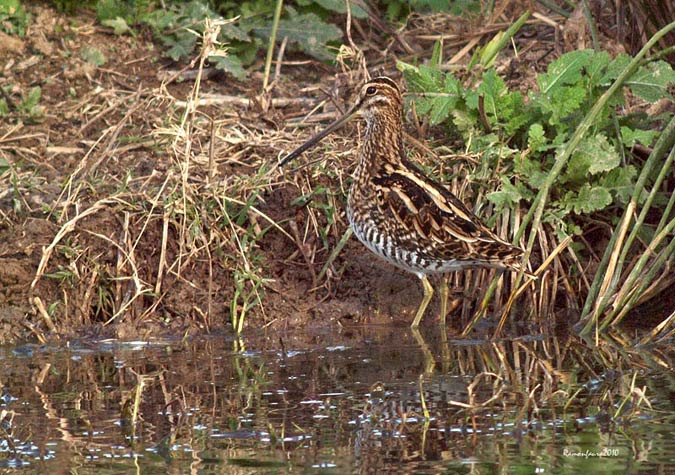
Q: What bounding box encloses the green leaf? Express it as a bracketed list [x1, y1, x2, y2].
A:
[543, 208, 582, 237]
[527, 123, 546, 152]
[183, 1, 213, 21]
[139, 9, 178, 32]
[553, 85, 586, 119]
[601, 54, 631, 84]
[212, 54, 247, 80]
[563, 135, 619, 184]
[163, 31, 197, 61]
[0, 0, 22, 15]
[396, 60, 418, 76]
[515, 156, 548, 189]
[81, 46, 107, 66]
[102, 17, 131, 35]
[487, 178, 528, 210]
[562, 184, 612, 214]
[472, 69, 525, 133]
[429, 95, 455, 125]
[501, 94, 527, 134]
[537, 84, 587, 126]
[18, 86, 43, 118]
[0, 0, 28, 36]
[620, 126, 658, 147]
[585, 51, 610, 87]
[601, 165, 637, 203]
[538, 50, 593, 94]
[581, 135, 620, 174]
[476, 70, 507, 115]
[625, 60, 675, 102]
[402, 66, 458, 124]
[563, 153, 590, 185]
[402, 64, 444, 93]
[410, 0, 452, 12]
[385, 1, 405, 21]
[452, 109, 476, 133]
[312, 0, 368, 18]
[412, 97, 432, 116]
[20, 86, 41, 111]
[220, 22, 250, 42]
[427, 75, 460, 125]
[228, 37, 262, 65]
[96, 0, 155, 23]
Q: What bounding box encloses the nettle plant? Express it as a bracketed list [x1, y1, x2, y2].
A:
[399, 49, 674, 238]
[96, 0, 361, 79]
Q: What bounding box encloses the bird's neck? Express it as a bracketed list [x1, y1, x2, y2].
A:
[358, 110, 404, 172]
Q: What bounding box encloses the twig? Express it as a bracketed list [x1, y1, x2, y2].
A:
[262, 0, 284, 93]
[33, 296, 58, 334]
[274, 36, 288, 82]
[31, 198, 116, 291]
[174, 94, 318, 109]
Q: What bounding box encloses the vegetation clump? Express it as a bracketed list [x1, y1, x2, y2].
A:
[0, 0, 672, 342]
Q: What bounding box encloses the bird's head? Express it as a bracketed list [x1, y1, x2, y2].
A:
[275, 77, 402, 168]
[352, 77, 403, 123]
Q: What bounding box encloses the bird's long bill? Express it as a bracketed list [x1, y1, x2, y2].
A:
[276, 103, 360, 168]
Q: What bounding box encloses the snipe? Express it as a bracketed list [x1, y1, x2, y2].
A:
[277, 77, 525, 327]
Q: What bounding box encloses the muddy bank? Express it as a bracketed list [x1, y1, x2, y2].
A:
[1, 4, 672, 343]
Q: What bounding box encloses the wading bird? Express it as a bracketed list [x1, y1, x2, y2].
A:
[276, 77, 525, 327]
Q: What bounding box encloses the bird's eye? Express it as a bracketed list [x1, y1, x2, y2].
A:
[365, 86, 377, 95]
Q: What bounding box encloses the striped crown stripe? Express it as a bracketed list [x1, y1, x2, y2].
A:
[367, 77, 400, 91]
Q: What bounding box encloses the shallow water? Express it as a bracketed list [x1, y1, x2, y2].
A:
[0, 325, 672, 474]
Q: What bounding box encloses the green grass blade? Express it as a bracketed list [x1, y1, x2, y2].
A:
[262, 0, 284, 92]
[580, 116, 675, 334]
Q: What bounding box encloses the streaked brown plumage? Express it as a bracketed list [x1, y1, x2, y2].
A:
[277, 76, 525, 327]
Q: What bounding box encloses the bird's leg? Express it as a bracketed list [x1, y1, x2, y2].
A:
[411, 327, 435, 374]
[439, 274, 450, 327]
[411, 275, 433, 328]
